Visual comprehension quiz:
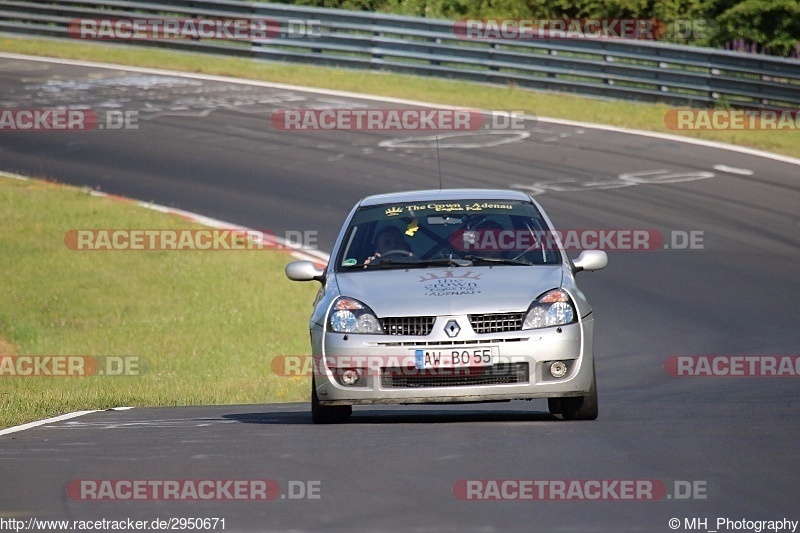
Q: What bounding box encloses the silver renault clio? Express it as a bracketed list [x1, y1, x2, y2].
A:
[286, 189, 607, 423]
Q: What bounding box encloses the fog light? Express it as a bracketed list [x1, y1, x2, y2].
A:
[549, 361, 568, 379]
[341, 369, 360, 386]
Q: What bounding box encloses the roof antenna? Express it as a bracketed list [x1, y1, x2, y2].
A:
[435, 135, 443, 190]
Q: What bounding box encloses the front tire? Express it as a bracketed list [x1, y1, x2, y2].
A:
[548, 370, 598, 421]
[311, 377, 352, 424]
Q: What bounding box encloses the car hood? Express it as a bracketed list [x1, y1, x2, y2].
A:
[334, 266, 564, 317]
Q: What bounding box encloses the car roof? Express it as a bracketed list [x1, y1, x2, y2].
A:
[359, 189, 532, 207]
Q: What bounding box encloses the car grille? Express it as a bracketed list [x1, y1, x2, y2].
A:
[379, 316, 435, 336]
[372, 338, 531, 347]
[469, 313, 525, 334]
[380, 363, 529, 389]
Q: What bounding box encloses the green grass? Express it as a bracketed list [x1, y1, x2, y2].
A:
[0, 176, 319, 429]
[1, 35, 798, 158]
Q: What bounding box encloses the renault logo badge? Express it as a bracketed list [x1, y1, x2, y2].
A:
[444, 320, 461, 338]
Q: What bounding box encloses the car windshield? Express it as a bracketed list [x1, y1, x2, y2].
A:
[335, 199, 561, 271]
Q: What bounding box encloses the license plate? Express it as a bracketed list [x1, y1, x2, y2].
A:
[413, 347, 497, 369]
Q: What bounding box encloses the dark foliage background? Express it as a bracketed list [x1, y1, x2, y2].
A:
[269, 0, 800, 57]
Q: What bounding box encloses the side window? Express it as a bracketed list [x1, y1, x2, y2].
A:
[339, 223, 372, 266]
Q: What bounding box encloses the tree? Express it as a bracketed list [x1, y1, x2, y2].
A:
[711, 0, 800, 56]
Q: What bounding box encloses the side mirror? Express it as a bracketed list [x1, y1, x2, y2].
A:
[285, 260, 325, 282]
[572, 250, 608, 273]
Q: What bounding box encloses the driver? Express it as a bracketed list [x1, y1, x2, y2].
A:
[364, 226, 411, 265]
[474, 219, 506, 258]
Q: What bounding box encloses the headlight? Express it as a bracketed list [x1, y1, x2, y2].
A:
[328, 297, 384, 334]
[522, 289, 576, 329]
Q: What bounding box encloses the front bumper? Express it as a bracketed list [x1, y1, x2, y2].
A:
[312, 315, 595, 405]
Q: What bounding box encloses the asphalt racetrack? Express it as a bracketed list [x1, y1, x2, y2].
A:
[1, 55, 799, 532]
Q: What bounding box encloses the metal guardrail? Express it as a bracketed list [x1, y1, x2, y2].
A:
[1, 0, 798, 109]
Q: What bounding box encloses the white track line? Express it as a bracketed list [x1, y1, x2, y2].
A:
[0, 171, 329, 265]
[0, 410, 99, 437]
[1, 51, 798, 168]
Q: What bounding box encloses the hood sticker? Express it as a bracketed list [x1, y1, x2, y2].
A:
[418, 270, 482, 297]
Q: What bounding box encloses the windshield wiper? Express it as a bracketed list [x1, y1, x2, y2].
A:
[352, 256, 473, 270]
[364, 257, 472, 269]
[405, 257, 473, 268]
[462, 255, 533, 266]
[357, 258, 412, 269]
